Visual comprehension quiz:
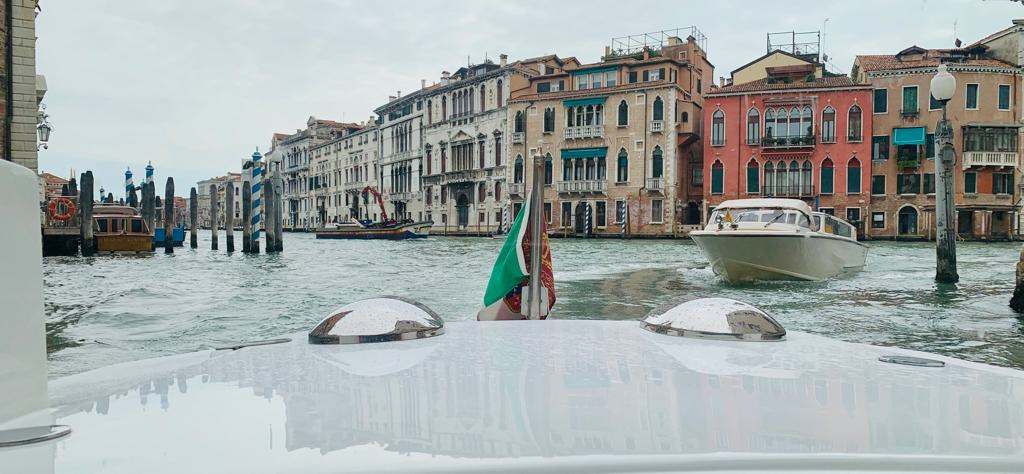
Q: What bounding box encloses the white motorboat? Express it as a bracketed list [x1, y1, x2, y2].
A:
[3, 161, 1024, 473]
[691, 198, 868, 283]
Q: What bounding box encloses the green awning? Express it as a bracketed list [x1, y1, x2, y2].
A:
[893, 127, 926, 145]
[563, 96, 607, 108]
[560, 147, 608, 159]
[571, 66, 617, 76]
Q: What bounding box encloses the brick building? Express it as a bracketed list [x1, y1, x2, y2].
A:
[704, 49, 873, 230]
[508, 29, 713, 237]
[1, 0, 45, 172]
[853, 40, 1020, 240]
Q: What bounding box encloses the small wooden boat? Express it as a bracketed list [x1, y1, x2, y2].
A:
[92, 204, 153, 253]
[315, 220, 432, 240]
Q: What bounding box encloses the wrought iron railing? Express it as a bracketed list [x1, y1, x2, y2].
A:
[556, 180, 607, 193]
[762, 184, 815, 197]
[761, 136, 815, 148]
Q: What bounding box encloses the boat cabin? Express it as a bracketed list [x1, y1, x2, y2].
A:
[708, 198, 858, 240]
[91, 204, 154, 252]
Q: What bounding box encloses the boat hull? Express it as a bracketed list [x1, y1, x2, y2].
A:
[691, 231, 867, 283]
[315, 221, 432, 240]
[95, 234, 153, 253]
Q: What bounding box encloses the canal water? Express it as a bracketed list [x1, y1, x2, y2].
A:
[43, 232, 1024, 378]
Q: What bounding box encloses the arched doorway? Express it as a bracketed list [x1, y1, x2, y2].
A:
[685, 201, 700, 225]
[898, 206, 918, 236]
[574, 201, 592, 235]
[456, 193, 470, 228]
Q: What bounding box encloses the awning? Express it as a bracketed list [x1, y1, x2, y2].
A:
[571, 66, 618, 76]
[893, 127, 927, 145]
[560, 147, 608, 159]
[563, 96, 607, 108]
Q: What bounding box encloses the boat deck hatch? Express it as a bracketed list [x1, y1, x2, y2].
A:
[308, 296, 445, 345]
[641, 297, 786, 341]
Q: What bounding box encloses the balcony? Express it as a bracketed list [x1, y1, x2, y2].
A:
[556, 180, 607, 194]
[390, 191, 418, 201]
[563, 125, 604, 140]
[900, 108, 920, 119]
[762, 184, 815, 198]
[509, 183, 525, 195]
[761, 136, 815, 149]
[962, 151, 1019, 170]
[445, 169, 479, 184]
[646, 177, 664, 192]
[650, 120, 664, 133]
[511, 132, 525, 144]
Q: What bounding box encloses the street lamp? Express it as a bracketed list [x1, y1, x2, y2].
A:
[36, 104, 53, 150]
[930, 63, 958, 283]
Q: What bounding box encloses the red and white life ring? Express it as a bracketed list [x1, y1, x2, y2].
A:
[48, 197, 76, 221]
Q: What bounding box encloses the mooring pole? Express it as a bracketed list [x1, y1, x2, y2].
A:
[273, 171, 284, 252]
[79, 171, 95, 256]
[210, 184, 219, 250]
[263, 177, 274, 253]
[225, 181, 235, 252]
[242, 182, 252, 253]
[164, 178, 174, 254]
[250, 150, 263, 253]
[934, 99, 959, 283]
[525, 154, 547, 320]
[189, 187, 198, 248]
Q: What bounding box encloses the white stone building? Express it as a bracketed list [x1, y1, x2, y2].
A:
[308, 122, 380, 225]
[279, 117, 358, 230]
[374, 91, 427, 222]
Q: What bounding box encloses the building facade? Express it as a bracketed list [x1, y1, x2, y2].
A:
[196, 173, 242, 228]
[508, 33, 713, 237]
[279, 117, 358, 230]
[704, 50, 874, 232]
[1, 0, 44, 172]
[853, 42, 1021, 240]
[420, 55, 517, 233]
[308, 122, 379, 224]
[374, 91, 427, 223]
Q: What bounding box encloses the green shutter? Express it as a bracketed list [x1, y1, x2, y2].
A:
[926, 134, 935, 158]
[872, 175, 885, 195]
[847, 168, 861, 194]
[711, 168, 724, 194]
[746, 166, 759, 193]
[873, 89, 887, 113]
[966, 84, 979, 109]
[965, 172, 977, 193]
[821, 167, 834, 194]
[999, 85, 1011, 110]
[902, 87, 918, 112]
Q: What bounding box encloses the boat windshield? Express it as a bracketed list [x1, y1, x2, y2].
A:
[711, 208, 811, 229]
[814, 213, 856, 239]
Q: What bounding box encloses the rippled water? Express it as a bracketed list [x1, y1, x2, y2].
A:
[43, 232, 1024, 377]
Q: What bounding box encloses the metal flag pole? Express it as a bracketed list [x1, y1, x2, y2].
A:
[525, 153, 547, 319]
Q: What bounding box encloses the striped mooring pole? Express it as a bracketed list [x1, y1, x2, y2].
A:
[584, 203, 592, 237]
[619, 202, 627, 237]
[250, 149, 263, 252]
[501, 205, 509, 233]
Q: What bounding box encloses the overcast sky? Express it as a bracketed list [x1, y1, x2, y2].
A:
[36, 0, 1021, 197]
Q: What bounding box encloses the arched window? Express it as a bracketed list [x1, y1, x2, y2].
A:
[680, 111, 689, 123]
[652, 146, 664, 178]
[711, 109, 725, 145]
[575, 106, 584, 127]
[801, 161, 812, 195]
[543, 107, 555, 133]
[746, 159, 759, 193]
[480, 84, 486, 111]
[594, 104, 603, 126]
[597, 155, 606, 180]
[469, 88, 475, 114]
[514, 155, 524, 184]
[442, 96, 447, 121]
[788, 161, 800, 195]
[847, 157, 861, 194]
[653, 96, 664, 121]
[479, 182, 486, 202]
[617, 100, 628, 126]
[574, 159, 584, 180]
[776, 108, 788, 139]
[711, 161, 724, 194]
[847, 105, 862, 141]
[764, 162, 775, 196]
[788, 107, 801, 140]
[514, 111, 525, 133]
[427, 100, 432, 124]
[544, 154, 553, 185]
[562, 157, 572, 181]
[764, 108, 775, 139]
[746, 108, 760, 144]
[617, 149, 629, 182]
[821, 106, 836, 143]
[801, 106, 813, 138]
[821, 158, 834, 194]
[585, 105, 595, 126]
[496, 80, 503, 107]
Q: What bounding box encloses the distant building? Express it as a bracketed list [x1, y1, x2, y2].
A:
[278, 117, 359, 230]
[196, 173, 242, 228]
[374, 89, 427, 223]
[39, 172, 69, 201]
[308, 121, 379, 225]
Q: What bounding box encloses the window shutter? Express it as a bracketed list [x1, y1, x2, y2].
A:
[711, 167, 724, 194]
[629, 72, 637, 83]
[642, 70, 649, 82]
[821, 167, 834, 194]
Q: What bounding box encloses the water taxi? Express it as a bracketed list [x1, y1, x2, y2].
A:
[691, 198, 867, 283]
[91, 204, 153, 253]
[315, 219, 432, 240]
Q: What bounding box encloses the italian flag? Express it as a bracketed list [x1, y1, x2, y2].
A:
[477, 194, 555, 320]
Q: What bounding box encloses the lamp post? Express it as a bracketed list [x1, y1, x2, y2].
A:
[930, 64, 959, 283]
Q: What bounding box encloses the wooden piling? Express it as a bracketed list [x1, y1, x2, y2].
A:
[189, 187, 198, 248]
[164, 178, 174, 254]
[79, 171, 95, 256]
[128, 187, 139, 208]
[225, 182, 235, 252]
[210, 184, 219, 250]
[263, 177, 274, 253]
[273, 175, 283, 252]
[242, 182, 252, 253]
[1010, 245, 1024, 313]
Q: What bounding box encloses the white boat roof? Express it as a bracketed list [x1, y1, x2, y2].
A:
[715, 198, 813, 214]
[5, 320, 1024, 473]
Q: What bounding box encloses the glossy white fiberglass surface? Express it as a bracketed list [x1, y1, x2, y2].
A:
[12, 320, 1024, 473]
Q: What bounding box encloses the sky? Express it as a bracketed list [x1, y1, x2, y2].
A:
[36, 0, 1022, 197]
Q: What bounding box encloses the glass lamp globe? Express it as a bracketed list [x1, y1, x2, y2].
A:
[930, 64, 956, 102]
[36, 122, 51, 143]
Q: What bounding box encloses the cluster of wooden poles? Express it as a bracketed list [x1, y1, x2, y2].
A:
[190, 176, 284, 254]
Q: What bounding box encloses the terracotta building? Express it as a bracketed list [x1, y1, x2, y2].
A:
[508, 29, 713, 237]
[852, 40, 1020, 240]
[704, 49, 874, 230]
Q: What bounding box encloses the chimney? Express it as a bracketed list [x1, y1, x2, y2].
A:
[499, 54, 507, 67]
[642, 48, 651, 60]
[441, 70, 450, 84]
[604, 46, 611, 57]
[719, 77, 725, 87]
[397, 90, 401, 97]
[388, 95, 396, 102]
[421, 79, 426, 89]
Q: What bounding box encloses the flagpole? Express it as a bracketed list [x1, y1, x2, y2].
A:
[526, 153, 546, 319]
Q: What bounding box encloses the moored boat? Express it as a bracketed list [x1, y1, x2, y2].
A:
[91, 204, 153, 253]
[315, 219, 432, 240]
[691, 198, 867, 283]
[153, 225, 185, 247]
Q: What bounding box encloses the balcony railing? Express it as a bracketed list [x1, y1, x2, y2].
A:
[761, 136, 815, 149]
[563, 125, 604, 140]
[650, 120, 664, 133]
[556, 180, 607, 194]
[646, 177, 664, 192]
[762, 184, 815, 197]
[509, 183, 525, 195]
[963, 151, 1019, 170]
[900, 108, 920, 118]
[511, 132, 524, 144]
[389, 191, 418, 201]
